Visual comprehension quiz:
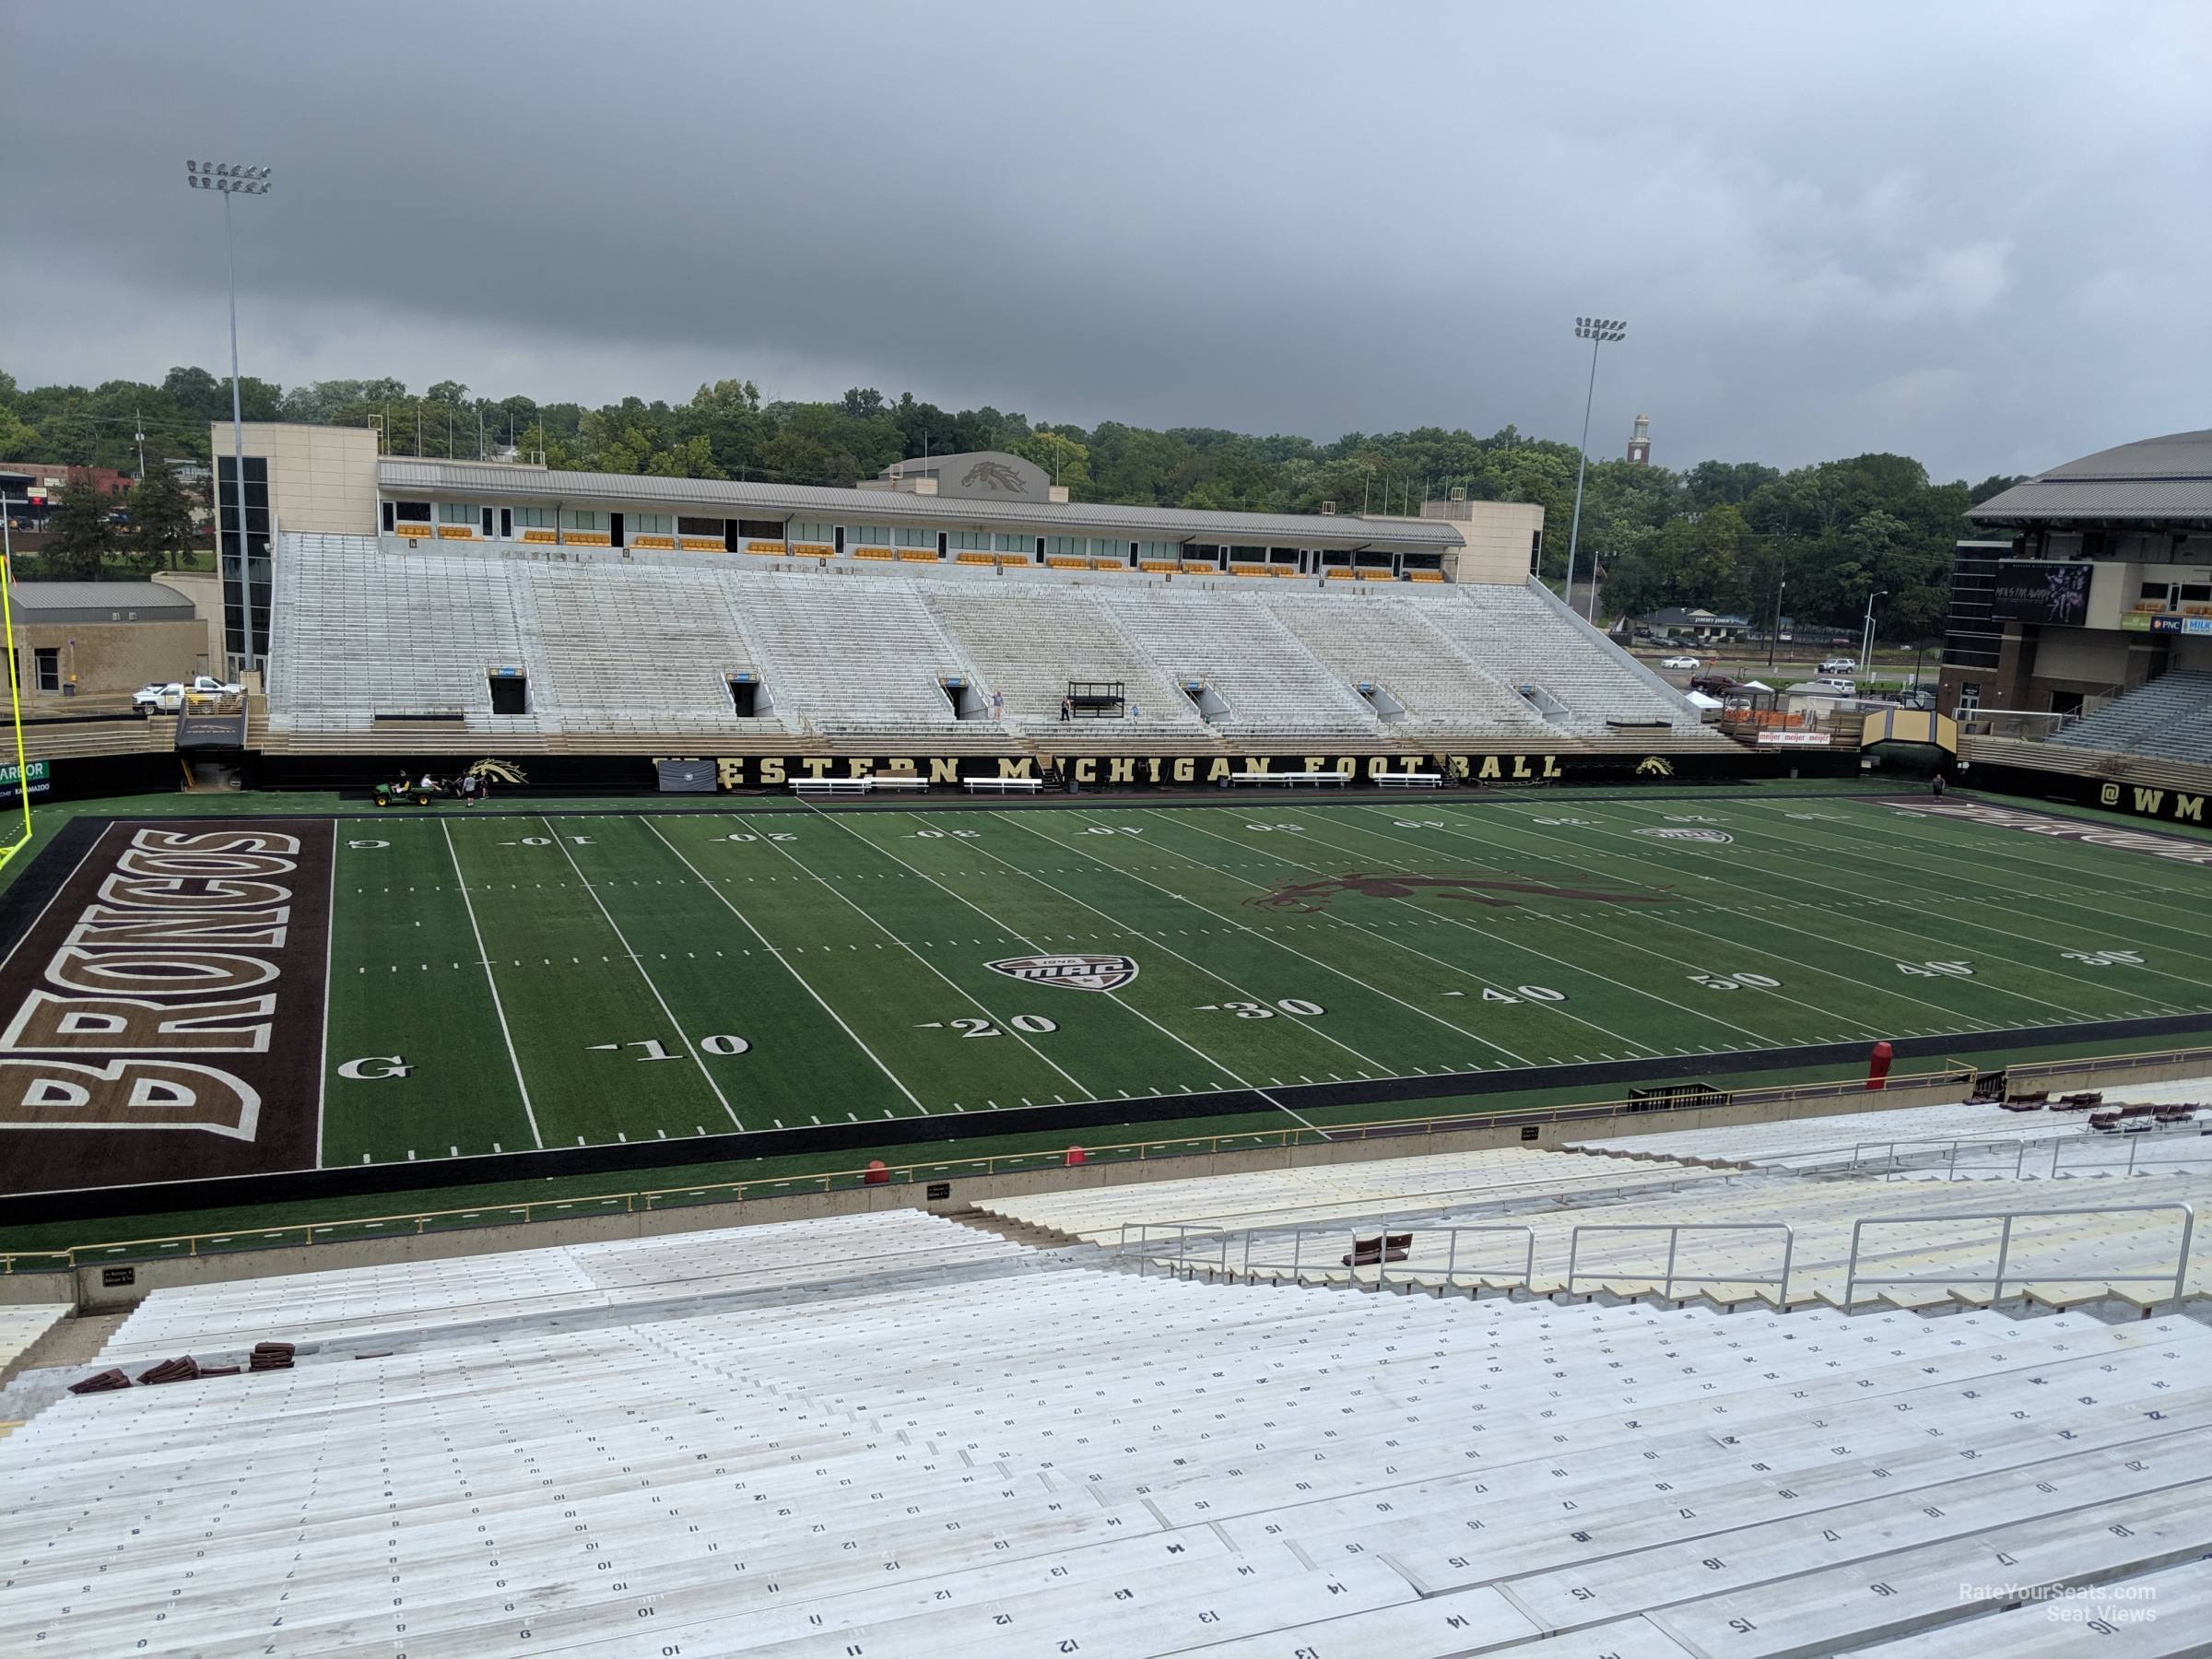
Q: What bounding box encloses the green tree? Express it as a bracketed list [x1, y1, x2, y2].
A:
[1009, 429, 1092, 495]
[127, 454, 200, 571]
[44, 470, 117, 579]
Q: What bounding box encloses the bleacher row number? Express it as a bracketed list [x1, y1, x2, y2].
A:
[1688, 971, 1782, 991]
[1193, 998, 1325, 1018]
[587, 1035, 751, 1060]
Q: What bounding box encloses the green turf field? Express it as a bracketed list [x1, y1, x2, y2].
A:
[311, 791, 2212, 1166]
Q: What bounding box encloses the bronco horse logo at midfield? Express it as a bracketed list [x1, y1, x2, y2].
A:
[1244, 872, 1675, 915]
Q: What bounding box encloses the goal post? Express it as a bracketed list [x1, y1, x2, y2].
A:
[0, 555, 35, 874]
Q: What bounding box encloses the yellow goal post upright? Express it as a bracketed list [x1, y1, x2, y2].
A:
[0, 553, 35, 874]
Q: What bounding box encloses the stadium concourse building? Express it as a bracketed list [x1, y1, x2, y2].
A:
[171, 419, 1776, 795]
[1945, 429, 2212, 722]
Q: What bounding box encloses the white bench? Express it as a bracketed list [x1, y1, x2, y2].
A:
[1375, 771, 1443, 788]
[1230, 770, 1349, 787]
[790, 776, 929, 795]
[965, 777, 1044, 794]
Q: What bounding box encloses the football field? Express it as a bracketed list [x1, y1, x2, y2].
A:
[313, 791, 2212, 1165]
[6, 787, 2212, 1194]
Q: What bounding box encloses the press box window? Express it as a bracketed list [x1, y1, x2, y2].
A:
[393, 500, 432, 527]
[438, 501, 474, 524]
[736, 519, 785, 541]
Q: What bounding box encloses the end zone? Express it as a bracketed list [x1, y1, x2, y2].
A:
[0, 819, 334, 1196]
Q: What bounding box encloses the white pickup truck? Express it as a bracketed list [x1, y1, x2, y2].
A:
[134, 675, 244, 715]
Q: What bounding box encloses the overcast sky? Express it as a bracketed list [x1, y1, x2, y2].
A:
[3, 1, 2206, 481]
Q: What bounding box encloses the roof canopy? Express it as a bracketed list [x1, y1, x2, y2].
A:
[375, 459, 1465, 551]
[1969, 429, 2212, 525]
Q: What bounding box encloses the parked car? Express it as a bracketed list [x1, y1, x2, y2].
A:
[133, 675, 244, 715]
[1809, 677, 1857, 697]
[1659, 655, 1701, 671]
[1819, 656, 1858, 674]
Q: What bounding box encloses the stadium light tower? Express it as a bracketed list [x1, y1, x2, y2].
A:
[1563, 316, 1627, 624]
[183, 159, 273, 680]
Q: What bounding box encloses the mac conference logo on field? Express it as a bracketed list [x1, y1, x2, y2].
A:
[1635, 826, 1734, 843]
[985, 953, 1138, 993]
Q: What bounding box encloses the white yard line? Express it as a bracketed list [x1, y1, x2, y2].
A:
[811, 808, 1257, 1094]
[1476, 801, 2114, 1023]
[743, 808, 1094, 1098]
[1267, 805, 1835, 1042]
[903, 808, 1398, 1097]
[1006, 808, 1532, 1067]
[441, 818, 543, 1149]
[543, 817, 742, 1129]
[0, 818, 109, 977]
[641, 815, 925, 1112]
[1222, 805, 1744, 1053]
[1732, 799, 2212, 986]
[1577, 800, 2179, 1015]
[315, 818, 336, 1167]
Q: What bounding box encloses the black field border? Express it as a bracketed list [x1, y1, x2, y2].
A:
[8, 1004, 2210, 1224]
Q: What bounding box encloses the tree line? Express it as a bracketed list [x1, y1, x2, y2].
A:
[0, 366, 2015, 639]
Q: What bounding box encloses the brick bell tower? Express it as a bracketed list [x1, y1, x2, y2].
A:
[1626, 413, 1651, 465]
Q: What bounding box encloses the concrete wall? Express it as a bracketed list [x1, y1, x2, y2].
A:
[1406, 500, 1545, 585]
[8, 617, 207, 707]
[152, 571, 223, 667]
[217, 421, 380, 535]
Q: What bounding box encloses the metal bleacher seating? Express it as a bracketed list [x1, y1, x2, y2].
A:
[268, 535, 1727, 754]
[729, 569, 988, 735]
[95, 1209, 1032, 1363]
[2050, 669, 2212, 762]
[1423, 582, 1724, 739]
[4, 1206, 2209, 1653]
[1095, 588, 1388, 735]
[920, 582, 1210, 738]
[1269, 592, 1559, 736]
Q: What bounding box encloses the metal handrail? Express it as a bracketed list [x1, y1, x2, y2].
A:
[2050, 1133, 2212, 1180]
[1843, 1203, 2196, 1308]
[1238, 1222, 1536, 1290]
[1566, 1221, 1795, 1301]
[1116, 1218, 1236, 1279]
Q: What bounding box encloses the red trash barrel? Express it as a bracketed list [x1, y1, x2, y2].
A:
[862, 1159, 889, 1186]
[1866, 1040, 1894, 1091]
[1064, 1146, 1087, 1167]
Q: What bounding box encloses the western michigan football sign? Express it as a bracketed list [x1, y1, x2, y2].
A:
[682, 752, 1581, 788]
[0, 821, 332, 1195]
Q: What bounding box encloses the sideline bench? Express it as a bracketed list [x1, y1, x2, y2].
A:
[1375, 771, 1443, 788]
[965, 777, 1044, 794]
[1230, 771, 1349, 787]
[790, 776, 929, 796]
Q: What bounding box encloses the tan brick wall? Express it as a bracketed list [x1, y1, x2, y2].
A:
[8, 618, 207, 709]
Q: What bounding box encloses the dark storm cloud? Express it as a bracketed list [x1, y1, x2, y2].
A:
[4, 0, 2206, 479]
